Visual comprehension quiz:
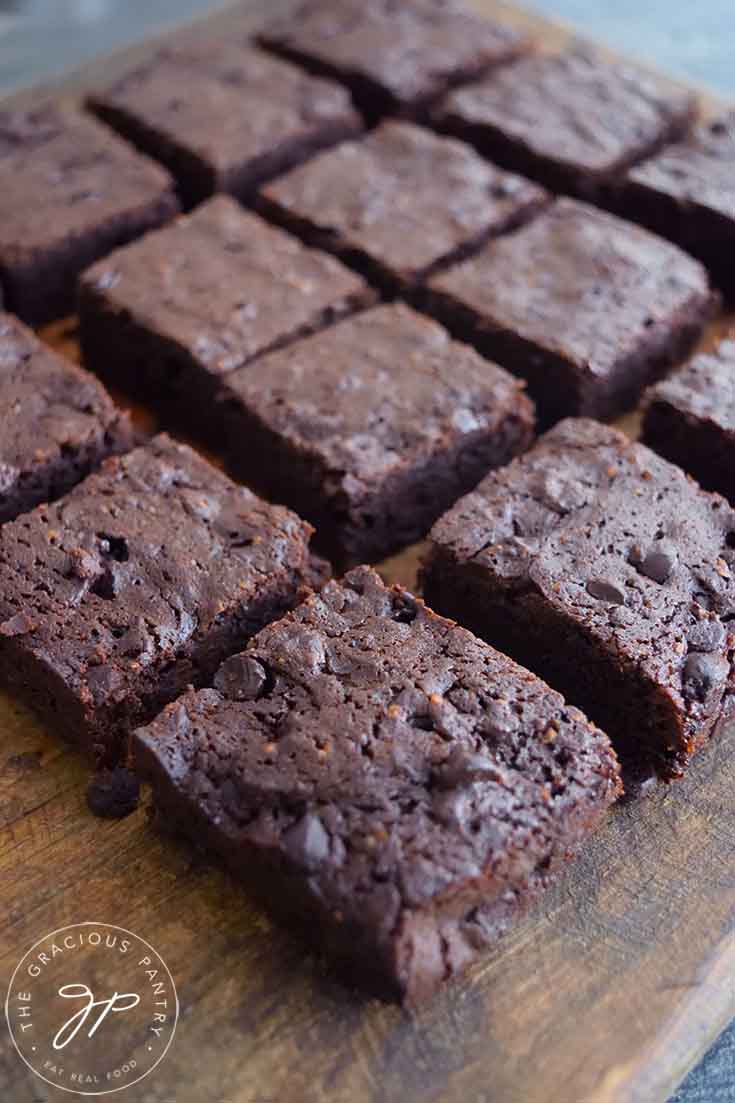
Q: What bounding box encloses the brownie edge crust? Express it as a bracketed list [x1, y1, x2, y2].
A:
[134, 566, 621, 1004]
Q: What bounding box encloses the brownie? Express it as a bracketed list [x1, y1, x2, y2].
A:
[257, 121, 548, 294]
[78, 197, 372, 442]
[420, 198, 716, 425]
[0, 434, 316, 764]
[88, 41, 363, 208]
[258, 0, 528, 121]
[423, 418, 735, 781]
[0, 104, 179, 325]
[134, 566, 621, 1004]
[643, 339, 735, 501]
[0, 312, 133, 524]
[615, 115, 735, 297]
[218, 303, 535, 567]
[433, 47, 697, 199]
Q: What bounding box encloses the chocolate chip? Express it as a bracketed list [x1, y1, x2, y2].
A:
[586, 579, 625, 605]
[682, 652, 729, 702]
[0, 611, 38, 637]
[391, 594, 417, 624]
[687, 620, 726, 653]
[433, 746, 502, 789]
[282, 812, 330, 869]
[86, 767, 140, 820]
[214, 655, 270, 701]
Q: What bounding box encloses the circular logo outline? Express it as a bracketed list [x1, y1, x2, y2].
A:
[5, 921, 179, 1096]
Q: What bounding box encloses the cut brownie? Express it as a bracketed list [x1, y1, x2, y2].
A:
[134, 566, 621, 1004]
[422, 418, 735, 781]
[643, 339, 735, 501]
[0, 103, 178, 325]
[0, 313, 132, 524]
[258, 0, 528, 121]
[420, 198, 716, 425]
[78, 196, 372, 442]
[615, 114, 735, 296]
[88, 41, 363, 208]
[434, 46, 697, 198]
[218, 303, 535, 567]
[257, 121, 548, 294]
[0, 434, 316, 764]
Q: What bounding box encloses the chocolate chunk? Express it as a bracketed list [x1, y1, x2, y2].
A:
[282, 812, 330, 869]
[682, 652, 730, 702]
[687, 619, 726, 653]
[86, 766, 141, 819]
[586, 579, 626, 605]
[433, 746, 503, 789]
[629, 544, 676, 583]
[214, 655, 270, 701]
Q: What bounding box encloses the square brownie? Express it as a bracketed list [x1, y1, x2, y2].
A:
[420, 198, 716, 425]
[0, 104, 179, 325]
[78, 196, 373, 442]
[257, 121, 548, 294]
[422, 418, 735, 781]
[258, 0, 529, 121]
[0, 312, 132, 524]
[433, 46, 697, 198]
[615, 115, 735, 297]
[218, 303, 534, 567]
[134, 566, 621, 1004]
[0, 434, 316, 764]
[88, 41, 363, 208]
[643, 339, 735, 500]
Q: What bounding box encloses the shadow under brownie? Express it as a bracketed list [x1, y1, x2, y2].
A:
[134, 566, 621, 1005]
[422, 418, 735, 781]
[0, 434, 316, 765]
[0, 312, 132, 524]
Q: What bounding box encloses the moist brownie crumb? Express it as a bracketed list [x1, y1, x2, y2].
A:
[134, 566, 621, 1004]
[219, 302, 535, 567]
[0, 312, 133, 524]
[643, 339, 735, 500]
[78, 196, 373, 443]
[422, 418, 735, 781]
[420, 198, 716, 425]
[86, 766, 141, 819]
[614, 114, 735, 297]
[0, 434, 316, 764]
[256, 120, 548, 294]
[0, 103, 179, 325]
[258, 0, 529, 121]
[434, 46, 697, 198]
[88, 40, 363, 208]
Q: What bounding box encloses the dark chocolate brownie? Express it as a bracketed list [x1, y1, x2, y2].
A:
[420, 198, 716, 425]
[218, 303, 535, 567]
[422, 418, 735, 781]
[88, 40, 363, 208]
[0, 104, 179, 325]
[0, 312, 133, 524]
[256, 121, 548, 294]
[643, 339, 735, 501]
[0, 434, 316, 764]
[258, 0, 529, 121]
[433, 46, 697, 199]
[614, 115, 735, 297]
[78, 196, 373, 443]
[134, 566, 621, 1004]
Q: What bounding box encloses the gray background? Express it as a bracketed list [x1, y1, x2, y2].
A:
[0, 1, 733, 1099]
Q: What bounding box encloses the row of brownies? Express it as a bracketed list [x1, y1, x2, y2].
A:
[0, 0, 734, 1003]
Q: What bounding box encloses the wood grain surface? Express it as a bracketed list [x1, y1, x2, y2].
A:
[1, 4, 734, 1102]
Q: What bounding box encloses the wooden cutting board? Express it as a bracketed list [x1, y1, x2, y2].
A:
[1, 3, 734, 1101]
